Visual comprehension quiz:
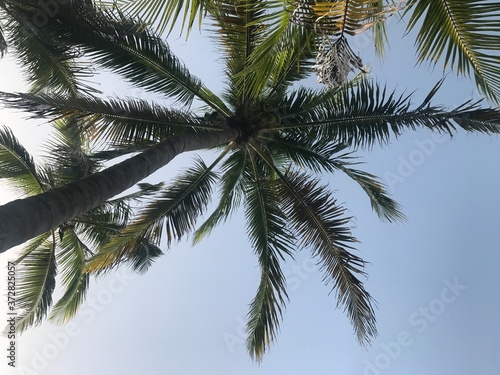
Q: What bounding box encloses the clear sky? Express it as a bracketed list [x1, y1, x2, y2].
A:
[1, 8, 500, 375]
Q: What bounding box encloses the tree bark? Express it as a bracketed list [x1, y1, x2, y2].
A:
[0, 128, 240, 252]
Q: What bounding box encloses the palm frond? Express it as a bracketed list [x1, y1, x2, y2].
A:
[0, 20, 7, 57]
[280, 85, 345, 122]
[277, 79, 412, 147]
[74, 211, 127, 249]
[10, 232, 50, 265]
[242, 0, 402, 93]
[44, 119, 100, 185]
[278, 79, 500, 148]
[86, 156, 221, 274]
[313, 35, 367, 88]
[0, 125, 46, 195]
[263, 131, 347, 173]
[253, 141, 376, 345]
[104, 0, 211, 37]
[48, 231, 89, 324]
[193, 150, 247, 244]
[11, 0, 229, 113]
[405, 0, 500, 104]
[207, 1, 255, 103]
[72, 0, 229, 114]
[127, 238, 163, 274]
[75, 182, 164, 247]
[3, 0, 97, 95]
[206, 0, 310, 102]
[334, 161, 406, 223]
[236, 1, 317, 99]
[46, 118, 90, 154]
[273, 169, 377, 346]
[244, 151, 294, 361]
[207, 1, 254, 77]
[13, 233, 57, 333]
[371, 0, 392, 57]
[263, 131, 405, 222]
[0, 92, 213, 146]
[139, 156, 221, 246]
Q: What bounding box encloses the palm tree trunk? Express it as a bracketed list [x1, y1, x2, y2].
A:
[0, 128, 240, 252]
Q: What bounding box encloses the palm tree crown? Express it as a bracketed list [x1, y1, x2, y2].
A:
[1, 0, 500, 361]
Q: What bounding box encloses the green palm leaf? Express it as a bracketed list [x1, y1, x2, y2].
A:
[244, 151, 294, 361]
[273, 169, 377, 345]
[76, 182, 164, 247]
[280, 79, 500, 148]
[237, 1, 317, 99]
[104, 0, 211, 36]
[405, 0, 500, 104]
[207, 0, 314, 102]
[126, 238, 163, 274]
[333, 162, 406, 223]
[0, 125, 46, 195]
[208, 1, 268, 102]
[251, 142, 376, 345]
[0, 92, 212, 146]
[11, 0, 229, 113]
[264, 131, 347, 173]
[279, 79, 413, 147]
[193, 150, 248, 244]
[44, 119, 100, 185]
[86, 156, 221, 273]
[2, 0, 97, 95]
[74, 210, 128, 249]
[137, 157, 220, 245]
[13, 233, 57, 333]
[48, 231, 90, 324]
[239, 0, 401, 96]
[265, 132, 405, 222]
[280, 84, 359, 124]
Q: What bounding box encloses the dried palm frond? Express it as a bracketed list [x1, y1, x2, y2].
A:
[290, 0, 404, 36]
[291, 0, 403, 86]
[313, 35, 368, 87]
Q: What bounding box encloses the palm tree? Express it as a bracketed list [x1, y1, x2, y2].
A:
[1, 0, 500, 360]
[0, 121, 163, 333]
[108, 0, 500, 104]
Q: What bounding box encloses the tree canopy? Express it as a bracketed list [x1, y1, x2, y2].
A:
[1, 0, 500, 362]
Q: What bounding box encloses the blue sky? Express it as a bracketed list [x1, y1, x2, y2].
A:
[1, 7, 500, 375]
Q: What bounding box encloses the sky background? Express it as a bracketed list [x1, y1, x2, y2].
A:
[1, 6, 500, 375]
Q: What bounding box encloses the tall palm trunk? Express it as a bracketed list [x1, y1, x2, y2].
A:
[0, 128, 240, 252]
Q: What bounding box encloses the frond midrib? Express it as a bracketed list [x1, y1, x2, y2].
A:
[435, 0, 489, 84]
